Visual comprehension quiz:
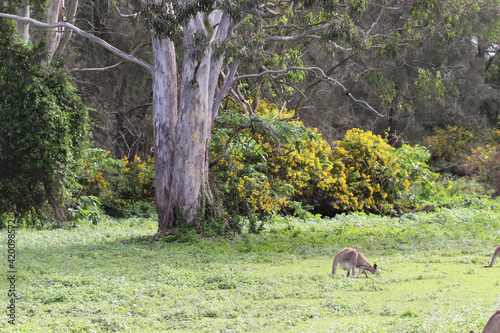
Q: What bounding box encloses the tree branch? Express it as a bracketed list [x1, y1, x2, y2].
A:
[263, 21, 334, 43]
[209, 116, 293, 168]
[209, 120, 252, 168]
[212, 60, 240, 120]
[294, 55, 354, 117]
[69, 36, 151, 73]
[114, 5, 139, 19]
[0, 13, 154, 75]
[234, 65, 384, 117]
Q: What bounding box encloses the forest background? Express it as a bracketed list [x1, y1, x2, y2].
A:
[0, 0, 500, 232]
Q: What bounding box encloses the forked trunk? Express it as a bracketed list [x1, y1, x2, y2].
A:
[148, 9, 233, 235]
[47, 0, 64, 60]
[152, 23, 214, 234]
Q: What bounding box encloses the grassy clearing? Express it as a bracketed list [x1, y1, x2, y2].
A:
[2, 199, 500, 332]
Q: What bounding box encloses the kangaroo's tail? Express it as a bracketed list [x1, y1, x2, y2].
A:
[485, 247, 500, 268]
[332, 255, 339, 274]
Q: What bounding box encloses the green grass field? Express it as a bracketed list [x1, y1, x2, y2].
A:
[2, 199, 500, 332]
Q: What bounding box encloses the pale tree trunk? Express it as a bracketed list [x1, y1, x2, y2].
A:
[0, 6, 235, 234]
[52, 0, 78, 61]
[152, 12, 228, 233]
[16, 0, 29, 41]
[152, 35, 179, 232]
[47, 0, 64, 60]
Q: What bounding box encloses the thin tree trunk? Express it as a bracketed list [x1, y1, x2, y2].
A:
[16, 1, 29, 41]
[47, 0, 64, 60]
[387, 84, 400, 147]
[52, 0, 78, 61]
[114, 77, 128, 159]
[47, 180, 66, 227]
[387, 105, 397, 146]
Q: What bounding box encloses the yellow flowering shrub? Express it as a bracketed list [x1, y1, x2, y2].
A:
[424, 126, 500, 195]
[79, 149, 155, 217]
[424, 126, 500, 165]
[210, 100, 297, 216]
[211, 100, 432, 217]
[332, 129, 395, 211]
[265, 125, 347, 209]
[465, 146, 500, 196]
[332, 129, 434, 213]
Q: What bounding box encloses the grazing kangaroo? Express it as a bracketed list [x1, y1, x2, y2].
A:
[477, 310, 500, 333]
[484, 245, 500, 268]
[331, 248, 379, 278]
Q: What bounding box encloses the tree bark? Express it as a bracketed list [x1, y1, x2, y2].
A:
[47, 180, 66, 227]
[52, 0, 78, 61]
[152, 12, 228, 234]
[16, 1, 29, 41]
[151, 34, 178, 232]
[114, 77, 128, 159]
[47, 0, 64, 60]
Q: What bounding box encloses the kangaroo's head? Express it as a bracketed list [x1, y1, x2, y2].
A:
[373, 262, 380, 275]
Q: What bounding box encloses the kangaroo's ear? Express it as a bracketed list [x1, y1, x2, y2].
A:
[374, 263, 378, 269]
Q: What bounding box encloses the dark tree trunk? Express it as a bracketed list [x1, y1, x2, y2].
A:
[47, 180, 66, 227]
[114, 77, 128, 159]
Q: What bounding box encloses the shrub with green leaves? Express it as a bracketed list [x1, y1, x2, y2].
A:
[423, 126, 500, 195]
[78, 99, 437, 223]
[0, 21, 89, 225]
[210, 100, 435, 219]
[78, 149, 155, 218]
[464, 146, 500, 196]
[209, 100, 302, 218]
[424, 126, 500, 167]
[333, 129, 437, 212]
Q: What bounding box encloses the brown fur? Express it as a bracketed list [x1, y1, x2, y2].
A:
[481, 310, 500, 333]
[331, 248, 379, 278]
[484, 245, 500, 268]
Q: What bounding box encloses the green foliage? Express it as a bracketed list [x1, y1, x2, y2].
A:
[210, 100, 301, 220]
[333, 129, 437, 213]
[159, 198, 238, 242]
[364, 68, 397, 104]
[210, 100, 435, 222]
[414, 68, 447, 107]
[395, 144, 439, 200]
[0, 22, 89, 221]
[424, 126, 500, 167]
[464, 147, 500, 196]
[78, 149, 155, 218]
[67, 196, 101, 225]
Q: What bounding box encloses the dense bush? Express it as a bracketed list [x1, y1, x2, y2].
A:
[424, 126, 500, 167]
[210, 100, 302, 217]
[0, 21, 89, 226]
[78, 149, 155, 217]
[465, 146, 500, 196]
[424, 126, 500, 195]
[210, 100, 435, 218]
[333, 129, 435, 212]
[77, 100, 437, 222]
